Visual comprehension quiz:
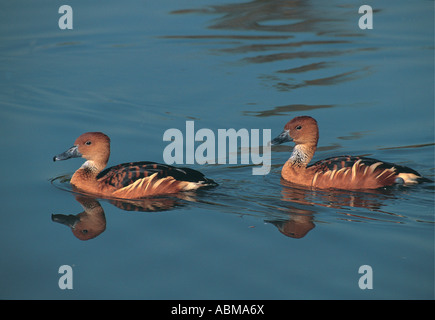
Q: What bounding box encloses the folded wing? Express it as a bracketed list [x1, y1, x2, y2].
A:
[97, 161, 217, 198]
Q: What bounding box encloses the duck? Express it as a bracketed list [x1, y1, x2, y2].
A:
[271, 116, 427, 190]
[53, 132, 217, 199]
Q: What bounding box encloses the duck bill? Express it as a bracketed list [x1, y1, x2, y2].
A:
[53, 146, 82, 161]
[271, 130, 292, 145]
[52, 214, 80, 228]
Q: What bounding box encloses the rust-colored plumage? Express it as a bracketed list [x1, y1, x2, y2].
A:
[272, 116, 426, 190]
[53, 132, 217, 199]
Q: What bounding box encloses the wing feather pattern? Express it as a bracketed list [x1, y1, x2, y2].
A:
[308, 156, 424, 188]
[96, 161, 217, 197]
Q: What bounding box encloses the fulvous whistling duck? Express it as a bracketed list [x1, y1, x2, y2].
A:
[271, 116, 427, 190]
[53, 132, 217, 199]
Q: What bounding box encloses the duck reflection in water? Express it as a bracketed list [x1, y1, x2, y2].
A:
[52, 190, 194, 241]
[52, 195, 106, 241]
[266, 179, 404, 239]
[51, 180, 405, 241]
[266, 206, 316, 239]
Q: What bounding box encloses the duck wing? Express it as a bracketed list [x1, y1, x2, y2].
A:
[97, 161, 217, 187]
[309, 156, 421, 175]
[308, 156, 425, 186]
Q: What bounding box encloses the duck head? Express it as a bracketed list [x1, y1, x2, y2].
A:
[53, 132, 111, 169]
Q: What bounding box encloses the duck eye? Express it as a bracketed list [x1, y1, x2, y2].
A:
[296, 125, 302, 130]
[85, 141, 92, 145]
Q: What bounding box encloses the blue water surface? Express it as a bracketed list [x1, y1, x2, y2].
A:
[0, 0, 433, 299]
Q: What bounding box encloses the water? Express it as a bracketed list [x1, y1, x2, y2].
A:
[0, 0, 433, 300]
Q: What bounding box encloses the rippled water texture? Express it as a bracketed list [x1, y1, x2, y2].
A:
[0, 0, 433, 299]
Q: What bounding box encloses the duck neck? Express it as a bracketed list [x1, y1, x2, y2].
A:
[288, 143, 316, 168]
[81, 160, 107, 174]
[71, 160, 105, 185]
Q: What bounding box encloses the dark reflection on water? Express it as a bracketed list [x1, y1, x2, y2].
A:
[171, 0, 358, 34]
[52, 196, 107, 241]
[167, 0, 375, 118]
[51, 176, 197, 240]
[51, 171, 424, 241]
[52, 194, 184, 241]
[243, 103, 334, 117]
[266, 178, 426, 238]
[377, 142, 435, 151]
